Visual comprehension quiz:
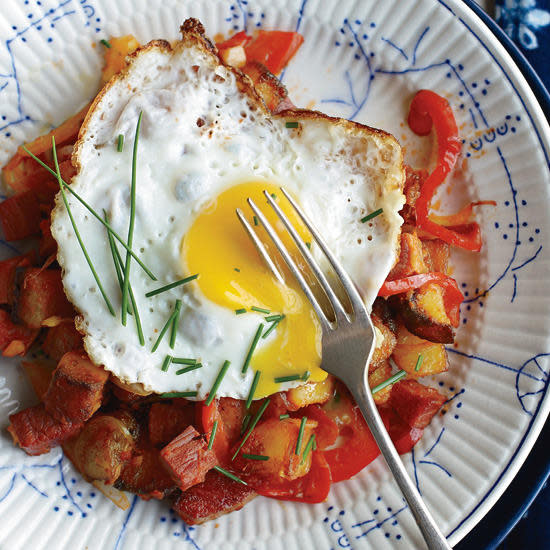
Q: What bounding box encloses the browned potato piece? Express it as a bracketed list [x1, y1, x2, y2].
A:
[284, 376, 335, 411]
[233, 418, 316, 481]
[370, 302, 397, 371]
[388, 232, 428, 280]
[368, 360, 393, 405]
[392, 324, 448, 377]
[72, 415, 135, 484]
[422, 239, 450, 274]
[391, 282, 455, 344]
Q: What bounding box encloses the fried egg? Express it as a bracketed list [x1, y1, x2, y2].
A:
[51, 20, 405, 400]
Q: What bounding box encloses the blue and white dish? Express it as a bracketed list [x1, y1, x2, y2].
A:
[0, 1, 549, 548]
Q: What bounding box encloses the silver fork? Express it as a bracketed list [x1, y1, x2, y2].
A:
[236, 188, 451, 550]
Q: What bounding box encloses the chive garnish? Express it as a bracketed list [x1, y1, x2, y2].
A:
[117, 134, 124, 152]
[232, 399, 270, 460]
[205, 360, 231, 406]
[301, 370, 310, 381]
[251, 306, 270, 314]
[161, 355, 172, 372]
[176, 363, 202, 375]
[151, 306, 179, 352]
[371, 369, 407, 394]
[279, 414, 290, 420]
[274, 374, 301, 383]
[301, 434, 316, 464]
[271, 193, 277, 199]
[121, 112, 142, 326]
[213, 465, 247, 485]
[241, 323, 264, 374]
[100, 39, 112, 48]
[246, 370, 261, 409]
[105, 210, 145, 345]
[172, 358, 197, 365]
[253, 215, 259, 226]
[241, 414, 251, 435]
[242, 454, 269, 461]
[207, 420, 218, 450]
[414, 354, 424, 372]
[262, 315, 283, 339]
[360, 208, 383, 224]
[145, 274, 199, 297]
[234, 268, 240, 272]
[22, 147, 157, 280]
[169, 299, 182, 349]
[306, 242, 311, 249]
[161, 391, 198, 398]
[313, 438, 317, 450]
[295, 416, 307, 455]
[285, 121, 298, 128]
[235, 308, 247, 315]
[264, 314, 283, 322]
[51, 138, 115, 316]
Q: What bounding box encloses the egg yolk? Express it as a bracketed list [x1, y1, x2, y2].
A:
[182, 181, 325, 398]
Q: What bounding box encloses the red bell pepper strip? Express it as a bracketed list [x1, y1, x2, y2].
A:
[216, 31, 252, 50]
[244, 31, 304, 75]
[408, 90, 483, 251]
[378, 272, 464, 327]
[430, 200, 496, 226]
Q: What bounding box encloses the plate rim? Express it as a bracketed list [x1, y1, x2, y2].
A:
[443, 0, 550, 544]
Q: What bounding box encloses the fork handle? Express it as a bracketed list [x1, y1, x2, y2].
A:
[349, 379, 452, 550]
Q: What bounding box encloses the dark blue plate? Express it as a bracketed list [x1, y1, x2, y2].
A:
[455, 2, 550, 548]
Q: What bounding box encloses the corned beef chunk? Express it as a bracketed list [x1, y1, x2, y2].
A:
[160, 426, 217, 492]
[148, 401, 196, 448]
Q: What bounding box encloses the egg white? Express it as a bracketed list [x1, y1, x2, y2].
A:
[51, 27, 404, 399]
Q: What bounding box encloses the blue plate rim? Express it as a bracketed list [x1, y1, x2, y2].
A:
[451, 0, 550, 546]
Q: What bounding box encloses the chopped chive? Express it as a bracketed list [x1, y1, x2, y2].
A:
[253, 215, 259, 226]
[235, 308, 247, 315]
[295, 416, 307, 455]
[205, 360, 231, 406]
[234, 268, 241, 272]
[246, 370, 261, 409]
[100, 39, 112, 48]
[176, 363, 202, 375]
[241, 323, 264, 374]
[262, 316, 282, 339]
[313, 438, 317, 450]
[232, 399, 270, 460]
[264, 314, 284, 322]
[169, 299, 182, 349]
[301, 434, 316, 464]
[117, 134, 124, 152]
[172, 358, 197, 365]
[145, 274, 199, 297]
[301, 370, 310, 381]
[242, 453, 269, 461]
[161, 391, 198, 398]
[105, 211, 145, 345]
[360, 208, 384, 224]
[279, 414, 290, 420]
[274, 374, 301, 383]
[121, 112, 143, 326]
[22, 146, 157, 281]
[151, 307, 179, 352]
[161, 355, 172, 372]
[414, 354, 424, 372]
[207, 420, 218, 450]
[371, 369, 407, 394]
[285, 121, 298, 128]
[213, 465, 247, 485]
[51, 138, 115, 316]
[306, 241, 311, 249]
[251, 306, 270, 314]
[271, 193, 277, 199]
[240, 414, 251, 435]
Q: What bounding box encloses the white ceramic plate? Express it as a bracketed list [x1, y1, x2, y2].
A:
[0, 1, 549, 548]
